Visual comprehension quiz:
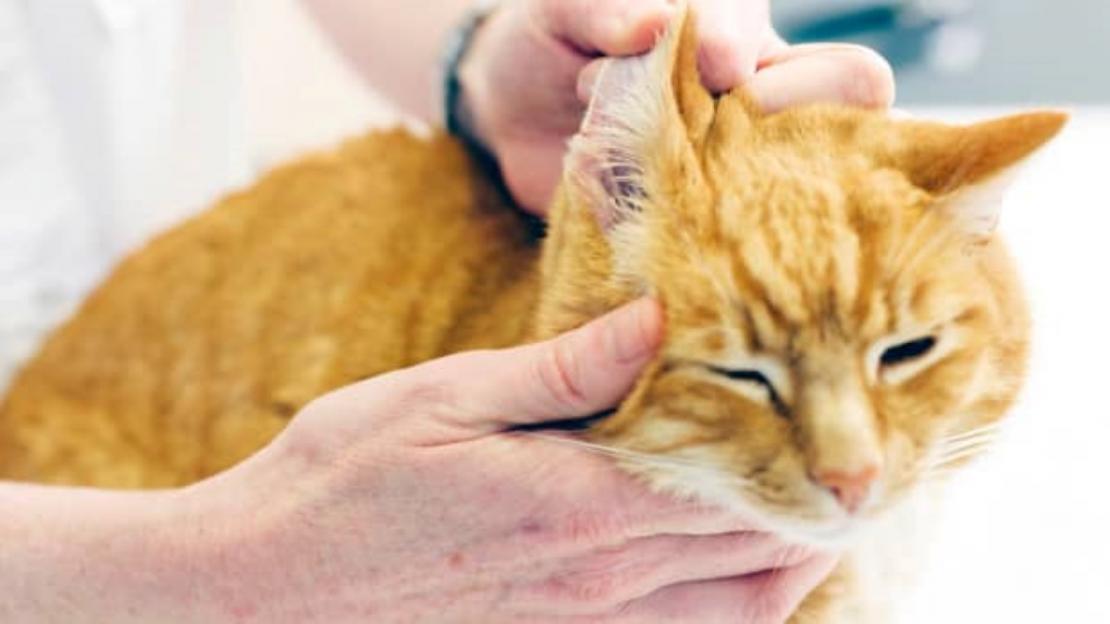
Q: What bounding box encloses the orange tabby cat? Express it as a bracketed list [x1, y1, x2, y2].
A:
[0, 9, 1064, 621]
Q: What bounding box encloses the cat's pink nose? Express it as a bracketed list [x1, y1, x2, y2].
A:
[813, 465, 879, 514]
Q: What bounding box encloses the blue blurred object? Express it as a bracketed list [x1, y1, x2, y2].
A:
[778, 0, 969, 71]
[774, 0, 1110, 104]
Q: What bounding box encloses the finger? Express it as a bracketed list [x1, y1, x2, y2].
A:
[534, 0, 675, 56]
[760, 29, 791, 59]
[691, 0, 775, 92]
[615, 552, 839, 623]
[610, 533, 818, 608]
[507, 532, 816, 616]
[398, 298, 663, 440]
[749, 43, 896, 112]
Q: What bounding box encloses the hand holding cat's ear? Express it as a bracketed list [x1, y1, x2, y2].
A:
[461, 0, 896, 216]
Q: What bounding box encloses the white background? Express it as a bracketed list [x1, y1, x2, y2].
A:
[900, 110, 1110, 623]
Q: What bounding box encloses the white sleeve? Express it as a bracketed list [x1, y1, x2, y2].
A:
[0, 0, 107, 390]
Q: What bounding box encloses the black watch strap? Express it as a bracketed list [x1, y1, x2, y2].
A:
[442, 3, 498, 164]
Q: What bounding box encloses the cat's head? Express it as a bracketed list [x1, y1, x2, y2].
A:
[535, 10, 1065, 546]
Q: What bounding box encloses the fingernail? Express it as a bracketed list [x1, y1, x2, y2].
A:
[609, 298, 663, 363]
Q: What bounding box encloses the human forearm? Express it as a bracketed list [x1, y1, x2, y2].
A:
[299, 0, 477, 121]
[0, 482, 212, 622]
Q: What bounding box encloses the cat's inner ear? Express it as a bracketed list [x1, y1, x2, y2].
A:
[884, 111, 1068, 238]
[565, 7, 711, 232]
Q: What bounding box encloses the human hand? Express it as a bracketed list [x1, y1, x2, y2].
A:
[179, 299, 835, 622]
[459, 0, 895, 215]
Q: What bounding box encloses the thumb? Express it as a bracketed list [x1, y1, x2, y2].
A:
[405, 298, 663, 441]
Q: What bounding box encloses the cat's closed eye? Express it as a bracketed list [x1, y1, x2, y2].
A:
[879, 336, 937, 368]
[709, 366, 784, 410]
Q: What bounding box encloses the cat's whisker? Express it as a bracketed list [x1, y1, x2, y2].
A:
[924, 422, 1004, 465]
[924, 440, 996, 473]
[930, 449, 991, 470]
[933, 433, 996, 455]
[935, 433, 1000, 457]
[927, 441, 996, 471]
[901, 424, 1002, 486]
[936, 430, 999, 452]
[943, 422, 1003, 443]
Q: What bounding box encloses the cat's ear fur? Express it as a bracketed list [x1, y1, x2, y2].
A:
[882, 111, 1068, 238]
[565, 4, 712, 233]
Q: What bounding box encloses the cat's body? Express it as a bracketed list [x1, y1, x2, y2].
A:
[0, 131, 541, 487]
[0, 10, 1062, 622]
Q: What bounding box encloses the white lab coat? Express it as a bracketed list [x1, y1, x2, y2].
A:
[0, 0, 248, 386]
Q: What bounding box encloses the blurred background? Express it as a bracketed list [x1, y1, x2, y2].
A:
[775, 0, 1110, 104]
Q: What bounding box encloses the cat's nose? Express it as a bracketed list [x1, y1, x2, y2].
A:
[812, 464, 879, 514]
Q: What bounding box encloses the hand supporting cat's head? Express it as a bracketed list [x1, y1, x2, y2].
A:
[534, 8, 1065, 547]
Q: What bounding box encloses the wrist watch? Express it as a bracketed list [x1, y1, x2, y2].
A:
[442, 1, 499, 165]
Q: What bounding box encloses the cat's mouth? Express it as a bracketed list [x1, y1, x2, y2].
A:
[711, 488, 880, 550]
[602, 448, 887, 550]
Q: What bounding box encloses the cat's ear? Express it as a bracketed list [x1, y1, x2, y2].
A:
[565, 4, 712, 232]
[883, 111, 1068, 238]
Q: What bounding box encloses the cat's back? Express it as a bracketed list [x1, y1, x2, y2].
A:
[0, 129, 540, 487]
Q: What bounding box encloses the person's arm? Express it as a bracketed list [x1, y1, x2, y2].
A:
[299, 0, 477, 121]
[0, 484, 210, 622]
[0, 300, 835, 622]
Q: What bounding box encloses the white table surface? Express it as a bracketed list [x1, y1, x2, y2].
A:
[899, 108, 1110, 623]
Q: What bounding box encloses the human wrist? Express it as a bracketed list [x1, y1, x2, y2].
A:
[166, 450, 324, 622]
[0, 454, 338, 623]
[170, 442, 420, 623]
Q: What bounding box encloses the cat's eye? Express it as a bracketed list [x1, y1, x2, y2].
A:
[709, 366, 784, 409]
[879, 336, 937, 367]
